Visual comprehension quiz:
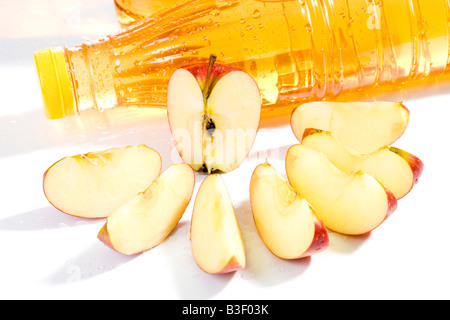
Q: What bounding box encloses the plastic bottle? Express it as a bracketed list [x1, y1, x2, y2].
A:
[114, 0, 185, 27]
[34, 0, 450, 120]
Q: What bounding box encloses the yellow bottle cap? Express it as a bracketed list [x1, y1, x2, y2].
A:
[34, 47, 76, 120]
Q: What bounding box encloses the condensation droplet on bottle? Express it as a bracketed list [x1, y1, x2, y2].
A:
[258, 23, 264, 29]
[240, 32, 245, 37]
[246, 25, 253, 31]
[252, 9, 261, 18]
[305, 23, 312, 32]
[210, 9, 220, 16]
[240, 18, 246, 24]
[157, 69, 167, 77]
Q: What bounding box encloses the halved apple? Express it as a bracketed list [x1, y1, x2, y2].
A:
[98, 163, 195, 255]
[190, 174, 246, 274]
[167, 55, 261, 173]
[43, 145, 162, 218]
[291, 101, 409, 153]
[286, 145, 397, 235]
[250, 162, 329, 259]
[301, 129, 424, 199]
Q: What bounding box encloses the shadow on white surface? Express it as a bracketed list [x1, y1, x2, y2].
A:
[327, 231, 371, 254]
[0, 206, 101, 231]
[152, 203, 311, 299]
[248, 145, 292, 165]
[233, 200, 311, 288]
[0, 205, 132, 286]
[156, 221, 235, 299]
[0, 107, 174, 159]
[44, 241, 136, 285]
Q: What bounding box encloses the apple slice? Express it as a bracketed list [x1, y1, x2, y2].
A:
[167, 55, 261, 173]
[301, 129, 424, 199]
[190, 174, 246, 274]
[98, 163, 195, 255]
[43, 145, 161, 218]
[285, 145, 397, 235]
[291, 101, 409, 153]
[250, 162, 329, 259]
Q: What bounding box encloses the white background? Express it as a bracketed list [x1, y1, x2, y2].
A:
[0, 0, 449, 300]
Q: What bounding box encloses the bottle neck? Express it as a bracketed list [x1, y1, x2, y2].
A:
[64, 38, 118, 114]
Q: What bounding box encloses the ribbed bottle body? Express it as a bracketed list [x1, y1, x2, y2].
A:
[62, 0, 450, 115]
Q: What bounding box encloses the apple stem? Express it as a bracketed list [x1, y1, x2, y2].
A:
[203, 54, 217, 102]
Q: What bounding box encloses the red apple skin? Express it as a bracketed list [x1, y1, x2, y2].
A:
[167, 57, 261, 174]
[183, 62, 241, 88]
[97, 223, 145, 256]
[298, 218, 329, 259]
[300, 127, 323, 142]
[250, 204, 329, 260]
[189, 235, 245, 274]
[193, 258, 244, 275]
[97, 223, 142, 255]
[42, 148, 162, 219]
[362, 188, 397, 234]
[42, 166, 57, 211]
[97, 224, 114, 251]
[42, 159, 100, 219]
[97, 223, 138, 255]
[385, 188, 398, 219]
[166, 62, 241, 169]
[301, 129, 423, 200]
[249, 163, 329, 260]
[388, 146, 424, 185]
[213, 256, 245, 275]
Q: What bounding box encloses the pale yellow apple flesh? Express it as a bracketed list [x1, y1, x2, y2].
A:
[250, 163, 329, 259]
[301, 129, 424, 199]
[167, 68, 261, 173]
[291, 101, 409, 153]
[286, 145, 397, 235]
[43, 145, 162, 218]
[190, 174, 246, 274]
[98, 164, 195, 255]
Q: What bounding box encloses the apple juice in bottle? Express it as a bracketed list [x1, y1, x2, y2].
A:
[114, 0, 185, 27]
[35, 0, 450, 119]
